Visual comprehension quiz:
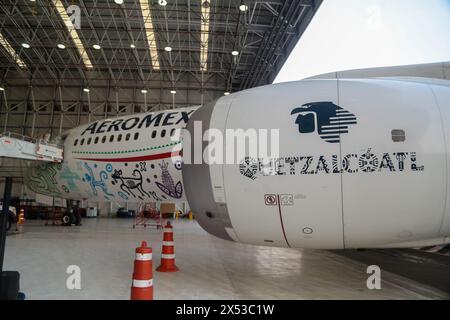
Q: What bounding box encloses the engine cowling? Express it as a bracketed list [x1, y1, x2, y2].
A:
[183, 78, 450, 249]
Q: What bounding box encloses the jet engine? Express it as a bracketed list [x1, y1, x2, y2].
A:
[183, 77, 450, 249]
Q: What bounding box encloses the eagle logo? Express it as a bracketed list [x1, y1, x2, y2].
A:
[291, 101, 357, 143]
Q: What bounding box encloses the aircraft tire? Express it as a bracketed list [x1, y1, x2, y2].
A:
[73, 211, 82, 226]
[62, 213, 74, 226]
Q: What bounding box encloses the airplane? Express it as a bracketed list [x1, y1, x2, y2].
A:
[25, 106, 197, 203]
[23, 61, 450, 250]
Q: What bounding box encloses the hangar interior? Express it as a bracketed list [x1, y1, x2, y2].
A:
[0, 0, 449, 300]
[0, 0, 318, 206]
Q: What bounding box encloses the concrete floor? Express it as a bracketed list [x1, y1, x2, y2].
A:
[3, 218, 450, 300]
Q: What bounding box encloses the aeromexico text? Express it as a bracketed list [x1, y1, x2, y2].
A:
[81, 110, 194, 135]
[239, 149, 425, 180]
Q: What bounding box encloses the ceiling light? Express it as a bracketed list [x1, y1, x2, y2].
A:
[239, 5, 248, 12]
[83, 88, 90, 93]
[231, 50, 239, 56]
[170, 90, 176, 94]
[200, 0, 210, 71]
[141, 89, 147, 93]
[52, 0, 93, 69]
[93, 44, 101, 50]
[130, 44, 136, 49]
[0, 33, 27, 68]
[158, 0, 167, 6]
[164, 46, 172, 52]
[114, 0, 124, 4]
[57, 43, 66, 49]
[21, 43, 30, 49]
[139, 0, 160, 70]
[224, 92, 230, 96]
[0, 87, 5, 91]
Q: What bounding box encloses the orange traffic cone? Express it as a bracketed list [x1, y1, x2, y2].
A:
[130, 241, 153, 300]
[16, 209, 25, 232]
[156, 221, 179, 272]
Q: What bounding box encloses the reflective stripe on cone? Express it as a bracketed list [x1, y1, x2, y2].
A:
[132, 279, 153, 288]
[136, 253, 152, 261]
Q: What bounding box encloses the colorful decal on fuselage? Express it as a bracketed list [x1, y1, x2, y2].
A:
[25, 162, 63, 197]
[78, 160, 167, 202]
[155, 161, 183, 199]
[111, 168, 150, 200]
[105, 164, 113, 172]
[60, 165, 81, 191]
[82, 162, 114, 199]
[118, 191, 129, 201]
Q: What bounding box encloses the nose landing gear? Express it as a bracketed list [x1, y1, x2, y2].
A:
[62, 200, 82, 226]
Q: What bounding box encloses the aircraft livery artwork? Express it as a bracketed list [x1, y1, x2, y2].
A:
[25, 160, 179, 202]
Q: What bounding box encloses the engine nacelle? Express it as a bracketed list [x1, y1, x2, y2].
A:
[183, 78, 450, 249]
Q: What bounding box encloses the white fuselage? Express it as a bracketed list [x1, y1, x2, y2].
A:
[25, 106, 198, 204]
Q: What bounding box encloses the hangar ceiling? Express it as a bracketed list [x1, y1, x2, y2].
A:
[0, 0, 322, 178]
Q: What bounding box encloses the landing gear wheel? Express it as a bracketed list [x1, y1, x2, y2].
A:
[62, 213, 75, 226]
[73, 211, 82, 226]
